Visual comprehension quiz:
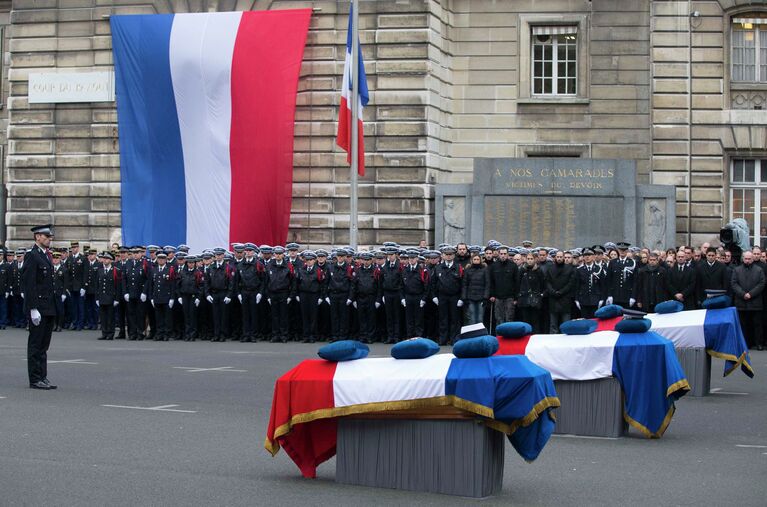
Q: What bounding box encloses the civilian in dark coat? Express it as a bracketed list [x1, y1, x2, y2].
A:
[486, 247, 518, 330]
[666, 251, 697, 310]
[516, 254, 545, 334]
[545, 251, 576, 333]
[731, 251, 766, 350]
[695, 247, 730, 306]
[633, 253, 669, 313]
[462, 254, 487, 325]
[21, 225, 58, 389]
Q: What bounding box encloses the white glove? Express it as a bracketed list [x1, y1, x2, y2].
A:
[8, 291, 12, 297]
[352, 301, 357, 309]
[575, 300, 581, 310]
[96, 300, 100, 306]
[401, 299, 406, 307]
[80, 288, 85, 297]
[168, 299, 174, 308]
[124, 294, 129, 302]
[606, 296, 614, 305]
[223, 297, 231, 304]
[286, 297, 291, 304]
[296, 296, 300, 303]
[267, 298, 272, 305]
[374, 302, 381, 309]
[140, 293, 147, 302]
[629, 298, 636, 307]
[150, 299, 154, 307]
[382, 296, 385, 304]
[4, 292, 7, 298]
[178, 297, 183, 305]
[317, 298, 323, 305]
[113, 300, 119, 307]
[346, 299, 352, 306]
[30, 309, 41, 326]
[325, 297, 330, 305]
[457, 299, 464, 307]
[194, 298, 200, 307]
[20, 293, 24, 299]
[61, 294, 67, 302]
[238, 294, 243, 303]
[420, 300, 425, 308]
[432, 297, 439, 305]
[206, 295, 214, 304]
[598, 300, 604, 308]
[256, 293, 262, 304]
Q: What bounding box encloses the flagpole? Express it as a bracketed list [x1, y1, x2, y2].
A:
[349, 0, 360, 250]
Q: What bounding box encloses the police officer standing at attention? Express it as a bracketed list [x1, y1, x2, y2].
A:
[233, 243, 264, 343]
[431, 246, 464, 345]
[95, 252, 121, 340]
[605, 241, 637, 309]
[22, 224, 58, 390]
[380, 246, 404, 343]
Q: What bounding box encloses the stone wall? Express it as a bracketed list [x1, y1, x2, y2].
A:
[4, 0, 436, 249]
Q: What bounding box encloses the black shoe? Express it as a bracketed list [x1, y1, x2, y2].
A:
[97, 336, 107, 340]
[29, 381, 51, 390]
[116, 334, 126, 340]
[42, 379, 57, 389]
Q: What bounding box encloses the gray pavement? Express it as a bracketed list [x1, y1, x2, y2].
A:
[0, 328, 765, 506]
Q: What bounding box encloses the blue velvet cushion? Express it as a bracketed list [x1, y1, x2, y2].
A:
[391, 338, 440, 359]
[559, 319, 598, 335]
[615, 318, 652, 333]
[655, 300, 683, 314]
[496, 321, 533, 339]
[453, 335, 499, 358]
[702, 295, 732, 309]
[318, 340, 369, 362]
[595, 304, 624, 319]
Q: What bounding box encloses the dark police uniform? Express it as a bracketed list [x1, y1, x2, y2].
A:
[177, 263, 203, 341]
[147, 262, 176, 341]
[380, 258, 403, 343]
[233, 257, 264, 342]
[296, 260, 325, 343]
[52, 260, 69, 331]
[353, 262, 381, 344]
[122, 257, 149, 340]
[11, 258, 27, 328]
[66, 251, 86, 330]
[83, 257, 100, 329]
[401, 261, 429, 338]
[204, 260, 234, 342]
[21, 237, 57, 389]
[431, 260, 463, 345]
[96, 261, 122, 340]
[0, 257, 10, 328]
[327, 261, 354, 341]
[575, 262, 605, 319]
[265, 260, 295, 343]
[605, 254, 637, 308]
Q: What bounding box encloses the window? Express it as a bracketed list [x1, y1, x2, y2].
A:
[531, 26, 577, 96]
[732, 16, 767, 82]
[730, 158, 767, 246]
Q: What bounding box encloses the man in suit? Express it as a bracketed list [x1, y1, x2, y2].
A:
[22, 224, 58, 390]
[695, 247, 730, 306]
[666, 247, 697, 310]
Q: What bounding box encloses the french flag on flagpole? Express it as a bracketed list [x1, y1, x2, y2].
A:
[336, 5, 369, 176]
[111, 10, 311, 252]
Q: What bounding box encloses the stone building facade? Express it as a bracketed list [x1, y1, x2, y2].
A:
[1, 0, 766, 249]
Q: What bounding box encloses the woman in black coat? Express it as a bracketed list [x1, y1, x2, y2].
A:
[517, 253, 545, 333]
[462, 254, 487, 325]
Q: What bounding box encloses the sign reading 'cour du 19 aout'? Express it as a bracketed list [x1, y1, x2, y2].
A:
[28, 71, 115, 104]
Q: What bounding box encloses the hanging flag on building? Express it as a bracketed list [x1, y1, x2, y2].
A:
[111, 10, 311, 251]
[336, 5, 369, 176]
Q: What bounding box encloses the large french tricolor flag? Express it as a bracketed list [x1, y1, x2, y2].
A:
[335, 5, 369, 176]
[111, 10, 311, 251]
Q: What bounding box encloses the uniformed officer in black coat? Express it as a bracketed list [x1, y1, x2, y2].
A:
[401, 251, 429, 338]
[177, 254, 203, 341]
[265, 246, 295, 343]
[352, 252, 381, 344]
[667, 248, 697, 310]
[327, 249, 355, 342]
[114, 246, 131, 339]
[431, 246, 464, 345]
[575, 248, 605, 318]
[51, 252, 69, 332]
[146, 252, 177, 341]
[233, 243, 264, 342]
[122, 247, 149, 340]
[604, 242, 637, 308]
[95, 252, 121, 340]
[83, 248, 101, 330]
[0, 248, 10, 329]
[65, 240, 86, 330]
[314, 249, 331, 341]
[296, 250, 326, 343]
[286, 243, 304, 340]
[10, 249, 27, 328]
[380, 247, 404, 343]
[22, 224, 58, 390]
[204, 248, 234, 342]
